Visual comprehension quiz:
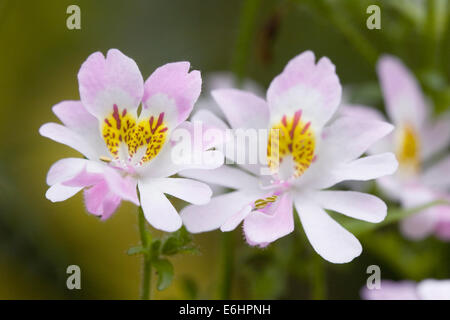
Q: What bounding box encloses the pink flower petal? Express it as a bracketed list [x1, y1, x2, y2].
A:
[267, 51, 341, 129]
[52, 100, 98, 130]
[84, 180, 121, 219]
[399, 186, 438, 240]
[142, 62, 201, 127]
[434, 205, 450, 241]
[243, 193, 294, 246]
[46, 158, 88, 186]
[211, 89, 270, 129]
[102, 166, 139, 205]
[422, 155, 450, 190]
[377, 55, 427, 128]
[78, 49, 144, 118]
[421, 112, 450, 160]
[361, 280, 419, 300]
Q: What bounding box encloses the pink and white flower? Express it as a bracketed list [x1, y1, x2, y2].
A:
[361, 279, 450, 300]
[181, 51, 398, 263]
[40, 49, 222, 231]
[358, 55, 450, 240]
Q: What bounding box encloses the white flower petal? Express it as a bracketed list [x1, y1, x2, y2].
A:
[377, 55, 427, 128]
[220, 205, 252, 232]
[320, 116, 394, 163]
[46, 158, 88, 186]
[150, 178, 212, 205]
[181, 190, 262, 233]
[417, 279, 450, 300]
[303, 153, 398, 190]
[422, 155, 450, 189]
[421, 113, 450, 160]
[180, 166, 259, 190]
[212, 89, 270, 129]
[46, 183, 82, 202]
[138, 180, 182, 232]
[39, 123, 100, 160]
[339, 104, 385, 121]
[311, 190, 387, 223]
[295, 197, 362, 263]
[191, 109, 229, 131]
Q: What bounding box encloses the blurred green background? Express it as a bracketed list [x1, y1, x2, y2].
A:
[0, 0, 449, 299]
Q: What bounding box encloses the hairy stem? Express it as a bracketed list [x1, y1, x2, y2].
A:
[138, 207, 152, 300]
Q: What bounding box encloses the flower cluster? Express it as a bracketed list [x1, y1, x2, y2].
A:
[40, 49, 449, 298]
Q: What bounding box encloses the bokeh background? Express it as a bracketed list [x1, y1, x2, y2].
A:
[0, 0, 449, 299]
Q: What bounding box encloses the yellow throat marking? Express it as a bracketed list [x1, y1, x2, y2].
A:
[267, 110, 316, 178]
[102, 104, 168, 164]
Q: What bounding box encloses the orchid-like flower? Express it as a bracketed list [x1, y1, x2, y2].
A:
[195, 72, 264, 117]
[363, 55, 450, 240]
[181, 51, 398, 263]
[361, 279, 450, 300]
[40, 49, 222, 231]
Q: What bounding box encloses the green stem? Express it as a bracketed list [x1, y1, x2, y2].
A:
[294, 211, 327, 299]
[231, 0, 262, 83]
[218, 232, 234, 299]
[138, 207, 152, 300]
[218, 0, 261, 300]
[423, 0, 445, 69]
[305, 0, 378, 66]
[310, 253, 326, 300]
[341, 200, 448, 236]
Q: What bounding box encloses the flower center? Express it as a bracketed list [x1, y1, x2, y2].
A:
[396, 124, 420, 174]
[267, 110, 316, 179]
[102, 104, 168, 165]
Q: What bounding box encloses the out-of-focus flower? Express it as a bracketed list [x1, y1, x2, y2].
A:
[181, 51, 398, 263]
[193, 72, 264, 120]
[40, 49, 222, 231]
[361, 279, 450, 300]
[354, 55, 450, 240]
[191, 72, 263, 196]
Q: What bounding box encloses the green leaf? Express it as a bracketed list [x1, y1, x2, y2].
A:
[127, 245, 145, 256]
[161, 227, 197, 256]
[153, 258, 174, 291]
[149, 239, 161, 261]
